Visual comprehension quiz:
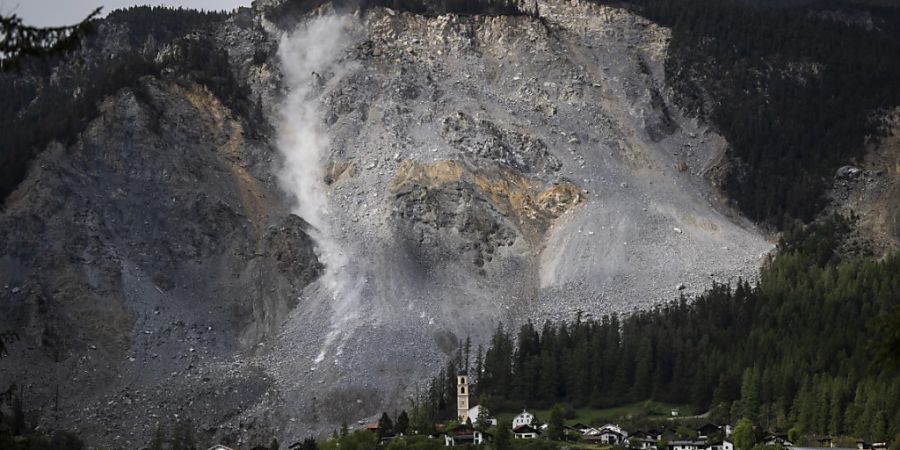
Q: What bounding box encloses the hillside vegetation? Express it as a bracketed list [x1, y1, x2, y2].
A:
[423, 216, 900, 442]
[608, 0, 900, 227]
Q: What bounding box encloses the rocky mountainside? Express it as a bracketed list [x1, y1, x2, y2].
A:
[0, 0, 797, 446]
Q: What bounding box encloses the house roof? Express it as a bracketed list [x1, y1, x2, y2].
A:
[449, 424, 478, 435]
[513, 424, 540, 434]
[632, 431, 660, 439]
[451, 434, 477, 441]
[600, 424, 625, 433]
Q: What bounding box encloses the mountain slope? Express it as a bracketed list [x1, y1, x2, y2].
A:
[0, 0, 788, 446]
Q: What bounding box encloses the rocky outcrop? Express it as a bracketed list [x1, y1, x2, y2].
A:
[391, 159, 585, 273]
[442, 112, 562, 175]
[0, 73, 320, 446]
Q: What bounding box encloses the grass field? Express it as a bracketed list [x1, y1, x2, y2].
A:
[496, 401, 695, 426]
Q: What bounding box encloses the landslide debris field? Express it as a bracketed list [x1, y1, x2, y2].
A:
[0, 0, 772, 447]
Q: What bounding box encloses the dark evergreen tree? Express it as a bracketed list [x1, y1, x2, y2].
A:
[395, 410, 410, 435]
[378, 412, 394, 437]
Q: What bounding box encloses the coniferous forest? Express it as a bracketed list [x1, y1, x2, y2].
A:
[604, 0, 900, 226]
[422, 217, 900, 443]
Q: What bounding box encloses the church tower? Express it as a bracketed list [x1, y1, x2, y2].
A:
[457, 370, 470, 423]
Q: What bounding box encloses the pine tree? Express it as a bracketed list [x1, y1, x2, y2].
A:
[632, 335, 653, 400]
[474, 345, 484, 382]
[298, 437, 317, 450]
[395, 410, 409, 435]
[464, 336, 472, 372]
[149, 423, 166, 450]
[494, 419, 511, 450]
[546, 404, 565, 441]
[378, 412, 394, 437]
[171, 420, 196, 450]
[475, 401, 491, 431]
[733, 418, 755, 450]
[740, 367, 760, 421]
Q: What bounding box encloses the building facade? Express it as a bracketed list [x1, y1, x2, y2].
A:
[457, 371, 470, 422]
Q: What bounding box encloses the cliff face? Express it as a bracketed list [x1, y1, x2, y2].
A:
[0, 11, 322, 443]
[0, 1, 777, 447]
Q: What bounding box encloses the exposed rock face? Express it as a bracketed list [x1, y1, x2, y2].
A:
[0, 0, 775, 447]
[0, 73, 321, 445]
[828, 108, 900, 257]
[442, 112, 562, 175]
[253, 1, 771, 445]
[391, 160, 585, 269]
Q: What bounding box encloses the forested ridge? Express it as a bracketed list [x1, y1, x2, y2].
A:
[602, 0, 900, 227]
[422, 217, 900, 443]
[0, 7, 243, 206]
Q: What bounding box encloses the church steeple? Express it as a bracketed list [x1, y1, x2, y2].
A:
[456, 369, 470, 422]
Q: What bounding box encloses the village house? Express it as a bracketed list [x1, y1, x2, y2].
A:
[465, 405, 498, 427]
[708, 439, 735, 450]
[697, 424, 722, 440]
[572, 423, 592, 434]
[857, 440, 888, 450]
[443, 424, 488, 446]
[597, 424, 628, 445]
[512, 410, 536, 428]
[667, 435, 736, 450]
[763, 434, 793, 447]
[628, 431, 660, 450]
[669, 440, 708, 450]
[513, 424, 541, 439]
[629, 436, 659, 450]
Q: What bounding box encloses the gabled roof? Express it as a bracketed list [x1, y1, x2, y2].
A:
[513, 424, 541, 434]
[632, 431, 659, 439]
[449, 424, 478, 436]
[598, 424, 625, 436]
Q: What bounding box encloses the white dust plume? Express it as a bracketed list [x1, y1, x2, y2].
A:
[276, 15, 361, 365]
